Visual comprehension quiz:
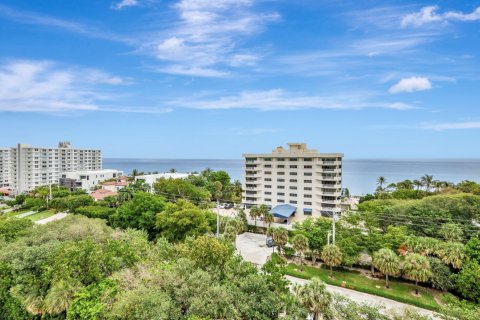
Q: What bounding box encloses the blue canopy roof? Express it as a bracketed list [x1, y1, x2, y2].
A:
[270, 204, 296, 219]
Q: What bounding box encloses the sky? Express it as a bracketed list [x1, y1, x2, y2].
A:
[0, 0, 479, 158]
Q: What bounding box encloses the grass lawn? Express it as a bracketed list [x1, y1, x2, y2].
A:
[276, 254, 441, 312]
[26, 210, 56, 222]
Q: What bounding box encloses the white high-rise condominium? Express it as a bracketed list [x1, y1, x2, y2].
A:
[0, 141, 102, 193]
[242, 143, 343, 223]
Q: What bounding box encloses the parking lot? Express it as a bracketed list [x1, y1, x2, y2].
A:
[235, 232, 272, 266]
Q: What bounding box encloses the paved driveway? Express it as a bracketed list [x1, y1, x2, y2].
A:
[286, 276, 438, 319]
[236, 232, 272, 266]
[236, 232, 438, 319]
[35, 212, 68, 225]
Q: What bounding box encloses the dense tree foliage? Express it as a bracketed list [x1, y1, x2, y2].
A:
[109, 192, 166, 238]
[156, 200, 216, 242]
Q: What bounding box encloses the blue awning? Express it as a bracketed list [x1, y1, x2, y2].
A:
[270, 204, 296, 219]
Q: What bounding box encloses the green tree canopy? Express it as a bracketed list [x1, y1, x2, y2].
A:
[156, 200, 215, 242]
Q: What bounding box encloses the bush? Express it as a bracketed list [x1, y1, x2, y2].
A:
[283, 246, 295, 259]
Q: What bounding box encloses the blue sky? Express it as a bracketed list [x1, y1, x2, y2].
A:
[1, 0, 479, 158]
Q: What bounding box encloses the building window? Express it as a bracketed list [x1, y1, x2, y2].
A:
[304, 187, 312, 191]
[305, 194, 312, 198]
[304, 210, 312, 216]
[278, 172, 285, 175]
[290, 165, 297, 168]
[277, 192, 285, 196]
[290, 186, 297, 190]
[277, 165, 285, 168]
[265, 198, 271, 202]
[265, 171, 272, 175]
[265, 164, 272, 168]
[277, 158, 285, 161]
[303, 158, 313, 161]
[289, 193, 297, 197]
[265, 178, 272, 181]
[278, 199, 285, 203]
[304, 172, 312, 176]
[304, 201, 312, 205]
[289, 158, 298, 161]
[304, 180, 312, 183]
[278, 186, 285, 189]
[265, 185, 272, 188]
[290, 179, 297, 183]
[264, 158, 272, 161]
[278, 178, 285, 182]
[290, 200, 297, 204]
[304, 165, 312, 169]
[289, 172, 297, 176]
[265, 191, 272, 195]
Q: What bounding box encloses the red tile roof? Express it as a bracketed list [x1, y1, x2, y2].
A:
[90, 189, 117, 201]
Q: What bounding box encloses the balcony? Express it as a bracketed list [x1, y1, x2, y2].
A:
[317, 176, 341, 182]
[316, 161, 342, 166]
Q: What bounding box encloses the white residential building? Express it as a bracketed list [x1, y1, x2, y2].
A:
[60, 169, 124, 191]
[135, 172, 191, 189]
[242, 143, 343, 223]
[0, 148, 13, 188]
[0, 141, 103, 193]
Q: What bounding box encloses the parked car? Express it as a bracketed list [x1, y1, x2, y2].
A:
[266, 237, 274, 247]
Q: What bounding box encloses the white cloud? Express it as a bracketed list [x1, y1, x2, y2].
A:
[146, 0, 279, 77]
[167, 89, 415, 111]
[421, 121, 480, 131]
[389, 77, 432, 93]
[113, 0, 139, 10]
[0, 60, 124, 113]
[0, 4, 132, 44]
[401, 6, 480, 27]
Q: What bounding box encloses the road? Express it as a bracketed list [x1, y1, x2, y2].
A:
[236, 232, 438, 319]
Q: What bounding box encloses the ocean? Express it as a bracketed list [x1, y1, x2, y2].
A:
[104, 158, 480, 196]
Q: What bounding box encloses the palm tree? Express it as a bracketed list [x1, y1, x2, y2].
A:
[294, 278, 332, 320]
[249, 206, 260, 227]
[403, 253, 432, 295]
[421, 175, 434, 192]
[118, 186, 134, 203]
[435, 241, 465, 269]
[373, 248, 400, 288]
[263, 212, 274, 228]
[292, 234, 309, 270]
[439, 223, 464, 242]
[321, 244, 342, 277]
[413, 179, 422, 191]
[273, 227, 289, 256]
[168, 168, 177, 173]
[377, 176, 386, 190]
[131, 168, 139, 178]
[258, 204, 271, 227]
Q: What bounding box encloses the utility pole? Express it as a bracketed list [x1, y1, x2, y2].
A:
[216, 199, 220, 237]
[332, 212, 336, 244]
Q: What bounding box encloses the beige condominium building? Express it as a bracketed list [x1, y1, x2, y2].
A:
[242, 143, 343, 223]
[0, 141, 102, 194]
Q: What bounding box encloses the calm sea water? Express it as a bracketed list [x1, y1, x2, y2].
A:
[104, 158, 480, 196]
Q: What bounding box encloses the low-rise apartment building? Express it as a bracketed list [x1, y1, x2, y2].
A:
[242, 143, 343, 222]
[60, 169, 124, 191]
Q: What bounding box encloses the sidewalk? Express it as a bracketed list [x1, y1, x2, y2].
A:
[35, 212, 68, 225]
